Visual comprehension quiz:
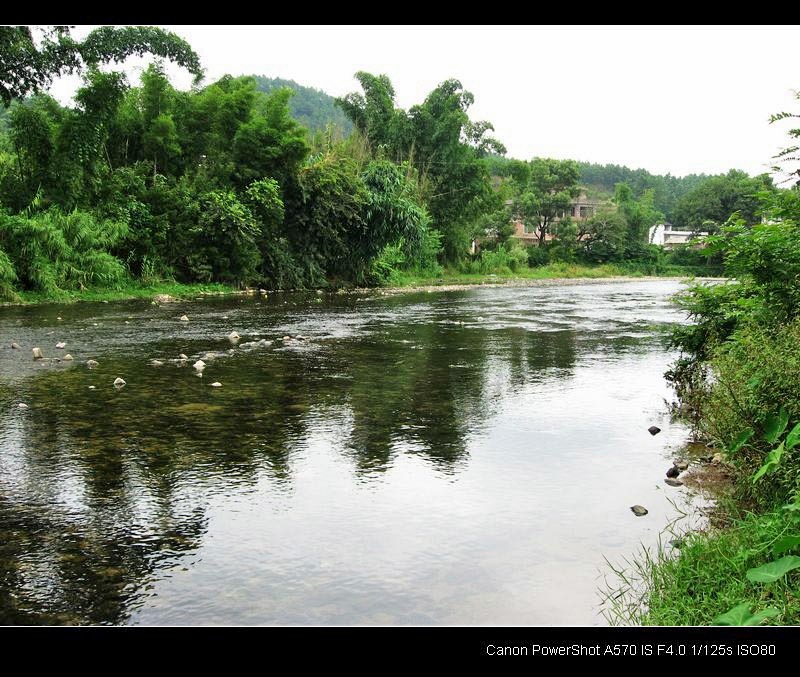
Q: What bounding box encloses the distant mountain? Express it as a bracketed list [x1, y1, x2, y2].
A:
[252, 76, 353, 135]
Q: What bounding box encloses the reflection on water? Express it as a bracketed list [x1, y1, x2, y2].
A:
[0, 280, 697, 624]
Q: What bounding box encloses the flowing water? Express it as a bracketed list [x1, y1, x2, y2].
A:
[0, 279, 702, 625]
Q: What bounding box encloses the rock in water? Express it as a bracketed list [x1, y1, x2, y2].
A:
[11, 342, 20, 349]
[88, 386, 96, 390]
[149, 359, 164, 367]
[648, 426, 661, 436]
[17, 403, 28, 409]
[179, 315, 189, 322]
[179, 354, 188, 360]
[631, 505, 648, 517]
[666, 466, 680, 478]
[665, 478, 684, 487]
[210, 382, 222, 387]
[86, 359, 99, 369]
[32, 347, 44, 360]
[113, 377, 126, 388]
[55, 342, 66, 349]
[193, 360, 206, 371]
[674, 460, 689, 471]
[63, 354, 74, 361]
[229, 331, 240, 342]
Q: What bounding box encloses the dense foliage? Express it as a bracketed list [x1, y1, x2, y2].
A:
[0, 32, 772, 302]
[253, 76, 353, 135]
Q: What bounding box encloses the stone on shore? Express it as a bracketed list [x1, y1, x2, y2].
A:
[666, 466, 680, 478]
[665, 478, 684, 487]
[674, 460, 689, 471]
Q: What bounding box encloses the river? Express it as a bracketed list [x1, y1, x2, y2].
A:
[0, 279, 701, 625]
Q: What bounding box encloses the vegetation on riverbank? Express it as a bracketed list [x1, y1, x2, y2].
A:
[4, 26, 783, 304]
[611, 113, 800, 624]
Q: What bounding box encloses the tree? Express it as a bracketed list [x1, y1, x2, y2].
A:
[513, 158, 580, 246]
[0, 26, 202, 107]
[770, 90, 800, 187]
[671, 170, 774, 233]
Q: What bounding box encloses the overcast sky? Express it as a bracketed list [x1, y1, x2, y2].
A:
[48, 25, 800, 178]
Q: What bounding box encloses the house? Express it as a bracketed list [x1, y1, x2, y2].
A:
[508, 192, 606, 246]
[648, 223, 708, 249]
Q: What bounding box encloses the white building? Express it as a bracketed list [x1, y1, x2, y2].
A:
[648, 223, 708, 250]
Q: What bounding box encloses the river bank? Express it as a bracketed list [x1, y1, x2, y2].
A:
[2, 266, 723, 307]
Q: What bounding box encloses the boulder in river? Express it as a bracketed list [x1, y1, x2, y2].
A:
[664, 478, 684, 487]
[210, 382, 222, 387]
[17, 403, 28, 409]
[32, 347, 44, 360]
[149, 359, 164, 367]
[648, 426, 661, 436]
[113, 377, 126, 388]
[88, 386, 96, 390]
[86, 359, 99, 369]
[666, 466, 680, 478]
[179, 354, 188, 360]
[55, 342, 66, 349]
[229, 331, 240, 342]
[11, 342, 20, 349]
[179, 315, 189, 322]
[630, 505, 648, 517]
[193, 360, 206, 371]
[63, 354, 74, 361]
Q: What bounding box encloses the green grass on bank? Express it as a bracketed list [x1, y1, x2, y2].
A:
[12, 281, 236, 305]
[632, 509, 800, 626]
[389, 262, 713, 287]
[4, 262, 717, 305]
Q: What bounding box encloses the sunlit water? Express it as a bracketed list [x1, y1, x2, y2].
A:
[0, 279, 703, 625]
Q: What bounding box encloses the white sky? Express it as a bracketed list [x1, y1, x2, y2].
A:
[46, 25, 800, 178]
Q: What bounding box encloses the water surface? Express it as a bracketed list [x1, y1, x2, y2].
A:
[0, 280, 697, 625]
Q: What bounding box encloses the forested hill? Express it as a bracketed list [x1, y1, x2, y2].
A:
[252, 76, 353, 135]
[577, 161, 710, 219]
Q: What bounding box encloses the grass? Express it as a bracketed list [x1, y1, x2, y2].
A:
[604, 506, 800, 626]
[11, 281, 236, 305]
[4, 263, 718, 305]
[387, 262, 710, 288]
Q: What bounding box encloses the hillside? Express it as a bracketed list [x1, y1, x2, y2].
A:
[252, 75, 353, 135]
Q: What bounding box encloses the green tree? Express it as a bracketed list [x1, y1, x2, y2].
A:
[513, 158, 580, 246]
[671, 170, 775, 233]
[0, 26, 202, 107]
